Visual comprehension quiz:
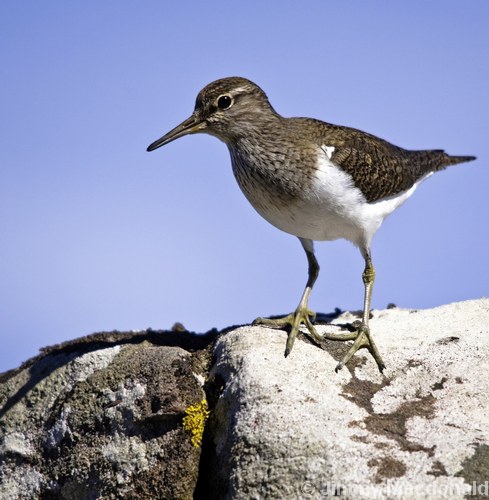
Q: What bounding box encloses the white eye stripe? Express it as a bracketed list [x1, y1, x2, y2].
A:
[229, 86, 250, 94]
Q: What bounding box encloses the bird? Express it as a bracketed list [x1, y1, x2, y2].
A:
[147, 77, 475, 372]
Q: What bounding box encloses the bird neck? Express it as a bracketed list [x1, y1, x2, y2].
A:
[220, 108, 283, 144]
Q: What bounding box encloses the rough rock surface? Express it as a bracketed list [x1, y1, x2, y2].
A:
[0, 330, 215, 499]
[1, 299, 488, 499]
[208, 299, 489, 499]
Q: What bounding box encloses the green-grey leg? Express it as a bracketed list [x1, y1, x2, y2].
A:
[329, 252, 385, 372]
[253, 238, 323, 356]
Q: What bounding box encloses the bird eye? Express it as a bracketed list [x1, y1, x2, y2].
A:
[217, 95, 233, 110]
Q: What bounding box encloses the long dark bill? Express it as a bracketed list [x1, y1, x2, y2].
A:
[147, 114, 206, 152]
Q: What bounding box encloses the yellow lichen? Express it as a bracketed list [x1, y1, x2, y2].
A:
[182, 399, 210, 447]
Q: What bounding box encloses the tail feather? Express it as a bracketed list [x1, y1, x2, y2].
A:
[411, 149, 476, 175]
[443, 154, 477, 166]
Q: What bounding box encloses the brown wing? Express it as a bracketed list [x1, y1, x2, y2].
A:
[319, 123, 474, 202]
[330, 145, 424, 202]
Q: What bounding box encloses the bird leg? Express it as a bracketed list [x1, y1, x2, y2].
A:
[254, 243, 385, 372]
[253, 238, 323, 356]
[324, 254, 386, 372]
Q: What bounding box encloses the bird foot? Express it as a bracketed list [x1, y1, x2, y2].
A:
[323, 322, 385, 373]
[254, 312, 385, 373]
[253, 307, 322, 357]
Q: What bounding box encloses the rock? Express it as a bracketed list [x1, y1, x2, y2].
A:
[208, 299, 489, 499]
[1, 300, 488, 499]
[0, 330, 216, 499]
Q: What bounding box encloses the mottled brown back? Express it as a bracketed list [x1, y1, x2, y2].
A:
[294, 119, 476, 202]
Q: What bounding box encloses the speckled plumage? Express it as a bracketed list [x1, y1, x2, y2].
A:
[178, 77, 474, 203]
[147, 76, 476, 371]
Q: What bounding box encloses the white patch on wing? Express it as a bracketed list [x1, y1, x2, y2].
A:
[323, 145, 335, 159]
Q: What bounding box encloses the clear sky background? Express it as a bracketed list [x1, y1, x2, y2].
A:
[1, 1, 487, 373]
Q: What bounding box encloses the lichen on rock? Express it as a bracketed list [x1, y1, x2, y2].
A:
[183, 399, 210, 447]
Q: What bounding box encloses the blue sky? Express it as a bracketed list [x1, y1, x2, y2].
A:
[1, 1, 487, 372]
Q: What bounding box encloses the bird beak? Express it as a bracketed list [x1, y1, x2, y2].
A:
[147, 114, 206, 152]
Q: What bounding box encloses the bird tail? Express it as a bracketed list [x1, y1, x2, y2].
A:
[442, 153, 477, 167]
[413, 150, 476, 174]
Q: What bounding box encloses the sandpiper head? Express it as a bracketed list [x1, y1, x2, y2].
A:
[147, 77, 277, 151]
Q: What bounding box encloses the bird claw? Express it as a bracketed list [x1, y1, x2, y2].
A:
[324, 322, 386, 373]
[253, 307, 322, 356]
